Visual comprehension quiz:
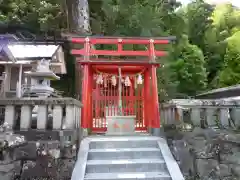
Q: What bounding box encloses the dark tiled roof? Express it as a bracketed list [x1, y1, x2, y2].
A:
[0, 34, 18, 61]
[196, 84, 240, 99]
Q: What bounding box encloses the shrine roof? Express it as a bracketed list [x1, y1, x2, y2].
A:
[0, 35, 66, 74]
[7, 43, 59, 60]
[0, 34, 63, 60]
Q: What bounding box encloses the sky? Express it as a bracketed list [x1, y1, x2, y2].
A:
[179, 0, 240, 7]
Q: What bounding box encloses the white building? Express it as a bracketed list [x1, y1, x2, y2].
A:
[0, 34, 66, 98]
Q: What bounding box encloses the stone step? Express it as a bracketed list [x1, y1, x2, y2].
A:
[88, 148, 163, 160]
[89, 139, 158, 149]
[85, 159, 167, 173]
[84, 172, 171, 180]
[71, 136, 184, 180]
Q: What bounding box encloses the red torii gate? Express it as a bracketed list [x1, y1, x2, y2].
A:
[70, 36, 174, 133]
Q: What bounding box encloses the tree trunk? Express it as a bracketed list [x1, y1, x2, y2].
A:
[66, 0, 91, 99]
[66, 0, 91, 34]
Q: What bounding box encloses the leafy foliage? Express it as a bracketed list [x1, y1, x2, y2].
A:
[1, 0, 240, 98]
[219, 31, 240, 87]
[172, 36, 207, 96]
[0, 0, 66, 32]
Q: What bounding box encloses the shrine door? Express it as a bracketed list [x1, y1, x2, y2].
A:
[91, 73, 145, 132]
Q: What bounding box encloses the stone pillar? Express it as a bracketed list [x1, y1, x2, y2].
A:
[37, 105, 48, 129]
[161, 108, 167, 125]
[190, 108, 201, 126]
[160, 109, 165, 125]
[230, 107, 240, 128]
[167, 108, 174, 124]
[4, 105, 15, 129]
[218, 108, 229, 128]
[171, 108, 176, 122]
[77, 106, 81, 128]
[65, 105, 75, 129]
[53, 105, 63, 129]
[205, 108, 216, 127]
[176, 108, 183, 122]
[20, 105, 32, 129]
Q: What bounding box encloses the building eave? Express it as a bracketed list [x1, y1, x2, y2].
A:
[5, 42, 67, 74]
[196, 84, 240, 99]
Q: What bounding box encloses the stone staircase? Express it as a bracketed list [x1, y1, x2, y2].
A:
[71, 136, 184, 180]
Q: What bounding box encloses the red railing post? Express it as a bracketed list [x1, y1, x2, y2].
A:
[81, 64, 89, 128]
[144, 69, 150, 127]
[149, 39, 156, 62]
[150, 66, 160, 128]
[88, 67, 93, 129]
[117, 38, 123, 55]
[81, 37, 91, 128]
[84, 37, 90, 61]
[149, 39, 160, 128]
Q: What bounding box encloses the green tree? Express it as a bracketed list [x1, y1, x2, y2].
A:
[171, 35, 207, 96]
[98, 0, 181, 36]
[219, 31, 240, 86]
[186, 0, 214, 50]
[0, 0, 66, 32]
[2, 0, 240, 98]
[210, 4, 240, 88]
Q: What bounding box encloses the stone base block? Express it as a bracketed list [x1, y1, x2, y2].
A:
[106, 116, 136, 135]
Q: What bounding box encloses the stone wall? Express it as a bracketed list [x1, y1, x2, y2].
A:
[0, 98, 82, 180]
[161, 99, 240, 180]
[0, 130, 79, 180]
[164, 126, 240, 180]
